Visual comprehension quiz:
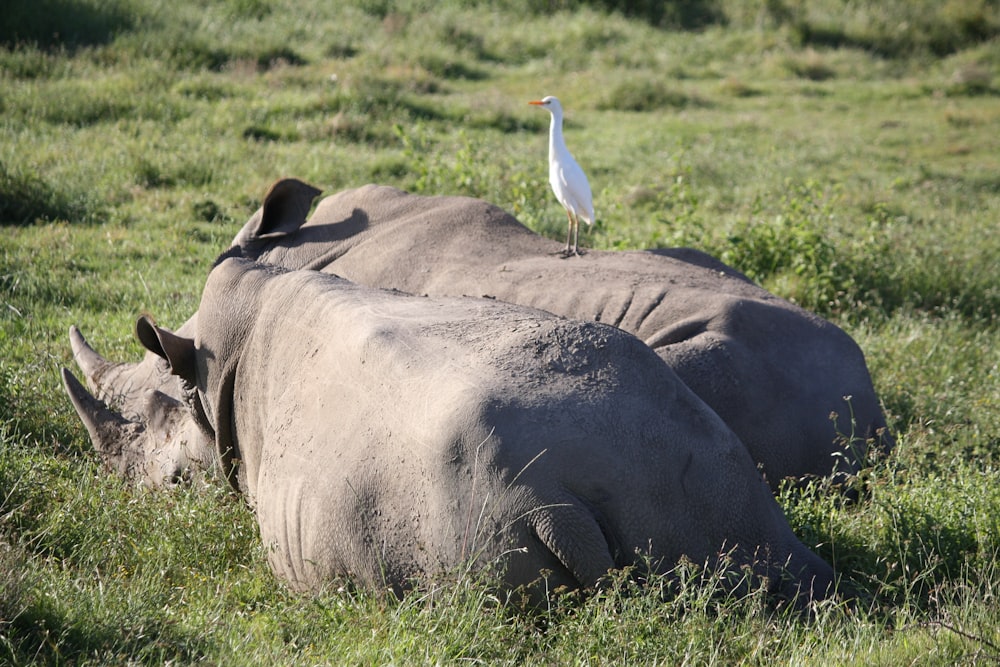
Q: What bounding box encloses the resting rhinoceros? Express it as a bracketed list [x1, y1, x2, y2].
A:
[66, 179, 890, 489]
[70, 255, 834, 604]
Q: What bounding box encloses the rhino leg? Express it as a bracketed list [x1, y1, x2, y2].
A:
[61, 367, 215, 487]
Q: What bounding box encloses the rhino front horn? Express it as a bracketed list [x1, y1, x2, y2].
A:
[61, 367, 145, 465]
[69, 325, 113, 387]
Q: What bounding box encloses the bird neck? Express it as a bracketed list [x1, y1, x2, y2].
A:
[548, 113, 566, 159]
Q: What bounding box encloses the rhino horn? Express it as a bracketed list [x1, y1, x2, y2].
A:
[61, 367, 145, 468]
[69, 325, 124, 397]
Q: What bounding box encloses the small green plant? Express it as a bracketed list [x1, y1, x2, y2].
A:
[721, 180, 851, 314]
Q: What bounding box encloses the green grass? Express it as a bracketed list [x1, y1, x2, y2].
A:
[2, 0, 1000, 663]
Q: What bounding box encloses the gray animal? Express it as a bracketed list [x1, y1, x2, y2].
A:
[70, 255, 835, 604]
[65, 180, 889, 490]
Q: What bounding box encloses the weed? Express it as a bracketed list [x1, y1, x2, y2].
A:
[720, 180, 849, 313]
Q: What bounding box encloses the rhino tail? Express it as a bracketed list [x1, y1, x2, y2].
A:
[529, 500, 617, 590]
[61, 367, 146, 472]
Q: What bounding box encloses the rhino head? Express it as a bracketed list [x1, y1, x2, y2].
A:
[61, 359, 215, 487]
[60, 179, 322, 486]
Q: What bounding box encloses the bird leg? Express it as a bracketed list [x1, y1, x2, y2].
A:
[572, 214, 581, 256]
[554, 211, 585, 258]
[558, 211, 584, 258]
[563, 210, 574, 257]
[567, 211, 586, 257]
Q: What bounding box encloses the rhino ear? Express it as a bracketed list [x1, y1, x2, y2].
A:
[135, 315, 197, 383]
[246, 178, 322, 241]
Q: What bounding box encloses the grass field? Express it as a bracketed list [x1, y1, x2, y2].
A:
[2, 0, 1000, 663]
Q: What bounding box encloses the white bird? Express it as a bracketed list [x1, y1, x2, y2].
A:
[529, 96, 594, 257]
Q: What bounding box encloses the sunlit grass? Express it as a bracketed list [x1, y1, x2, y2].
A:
[2, 0, 999, 663]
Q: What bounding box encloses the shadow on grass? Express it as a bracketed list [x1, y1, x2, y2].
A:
[1, 0, 134, 50]
[780, 471, 1000, 621]
[0, 161, 101, 226]
[3, 595, 212, 665]
[794, 15, 1000, 59]
[583, 0, 726, 29]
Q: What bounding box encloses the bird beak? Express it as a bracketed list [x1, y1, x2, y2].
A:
[528, 100, 544, 106]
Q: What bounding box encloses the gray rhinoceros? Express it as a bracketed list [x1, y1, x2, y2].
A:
[76, 255, 835, 604]
[65, 179, 890, 489]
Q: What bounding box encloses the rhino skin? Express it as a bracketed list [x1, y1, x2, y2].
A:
[61, 368, 214, 486]
[118, 255, 836, 605]
[64, 178, 890, 490]
[238, 181, 892, 487]
[65, 318, 214, 488]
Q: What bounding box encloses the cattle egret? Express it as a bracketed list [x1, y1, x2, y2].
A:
[529, 96, 594, 257]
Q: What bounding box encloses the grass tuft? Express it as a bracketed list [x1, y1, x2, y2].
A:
[0, 0, 134, 50]
[598, 78, 710, 111]
[0, 160, 100, 225]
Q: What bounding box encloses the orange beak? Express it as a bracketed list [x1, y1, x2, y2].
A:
[528, 100, 544, 105]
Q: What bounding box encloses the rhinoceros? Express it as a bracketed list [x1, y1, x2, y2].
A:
[67, 255, 835, 604]
[66, 179, 890, 489]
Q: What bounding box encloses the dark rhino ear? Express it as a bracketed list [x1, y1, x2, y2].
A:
[135, 315, 197, 382]
[248, 178, 323, 240]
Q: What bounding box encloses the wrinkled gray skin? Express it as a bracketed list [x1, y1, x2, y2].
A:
[64, 178, 890, 490]
[113, 256, 836, 604]
[64, 318, 212, 487]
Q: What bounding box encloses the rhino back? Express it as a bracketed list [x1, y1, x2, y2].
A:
[213, 268, 609, 590]
[204, 262, 822, 596]
[250, 187, 887, 485]
[258, 184, 552, 272]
